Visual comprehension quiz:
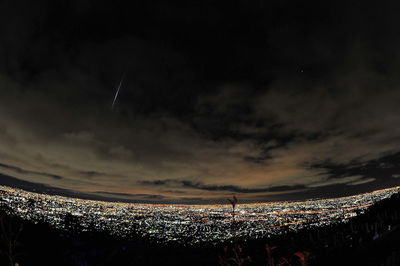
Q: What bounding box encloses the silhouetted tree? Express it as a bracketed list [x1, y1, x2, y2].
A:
[294, 251, 310, 266]
[266, 244, 277, 266]
[0, 214, 24, 266]
[218, 242, 251, 266]
[227, 196, 238, 219]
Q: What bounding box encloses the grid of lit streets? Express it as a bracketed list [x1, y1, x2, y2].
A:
[1, 186, 399, 245]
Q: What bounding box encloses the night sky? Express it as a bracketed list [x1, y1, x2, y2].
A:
[1, 0, 400, 203]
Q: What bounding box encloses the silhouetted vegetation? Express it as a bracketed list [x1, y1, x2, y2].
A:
[0, 213, 24, 266]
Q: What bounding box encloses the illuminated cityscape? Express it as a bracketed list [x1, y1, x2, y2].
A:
[1, 185, 399, 245]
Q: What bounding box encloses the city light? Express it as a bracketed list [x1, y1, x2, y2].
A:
[1, 186, 399, 245]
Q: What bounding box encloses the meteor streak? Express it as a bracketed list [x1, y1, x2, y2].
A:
[111, 76, 124, 109]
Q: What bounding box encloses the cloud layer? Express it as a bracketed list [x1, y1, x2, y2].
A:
[1, 0, 400, 203]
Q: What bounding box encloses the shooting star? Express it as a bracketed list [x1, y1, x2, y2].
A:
[111, 76, 124, 109]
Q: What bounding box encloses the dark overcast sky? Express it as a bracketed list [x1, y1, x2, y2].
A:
[1, 0, 400, 203]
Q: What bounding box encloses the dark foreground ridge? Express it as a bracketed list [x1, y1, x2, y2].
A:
[1, 192, 400, 265]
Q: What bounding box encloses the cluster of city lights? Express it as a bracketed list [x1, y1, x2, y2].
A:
[0, 185, 399, 244]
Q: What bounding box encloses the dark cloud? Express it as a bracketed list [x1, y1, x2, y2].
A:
[0, 162, 63, 180]
[1, 1, 400, 203]
[94, 191, 165, 200]
[140, 179, 307, 194]
[310, 152, 400, 182]
[0, 173, 99, 200]
[78, 171, 107, 178]
[243, 155, 271, 165]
